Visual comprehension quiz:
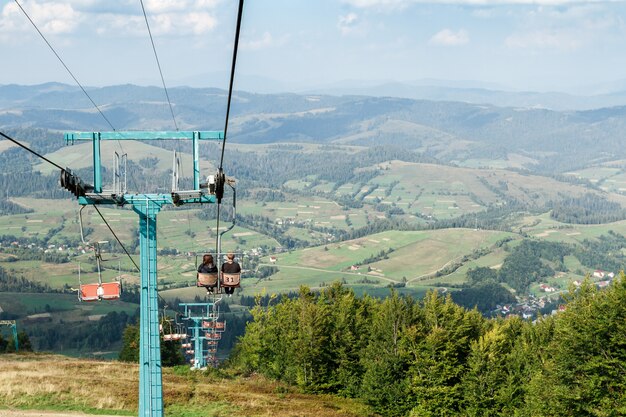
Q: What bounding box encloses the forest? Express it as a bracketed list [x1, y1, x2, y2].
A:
[230, 279, 626, 417]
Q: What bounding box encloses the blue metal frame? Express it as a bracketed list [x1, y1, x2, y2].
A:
[179, 303, 218, 369]
[135, 197, 163, 417]
[64, 130, 224, 417]
[65, 131, 223, 196]
[0, 321, 18, 352]
[12, 323, 17, 352]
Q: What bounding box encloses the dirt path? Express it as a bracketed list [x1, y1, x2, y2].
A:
[1, 411, 123, 417]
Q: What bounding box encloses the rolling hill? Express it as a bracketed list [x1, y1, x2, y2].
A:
[3, 83, 626, 175]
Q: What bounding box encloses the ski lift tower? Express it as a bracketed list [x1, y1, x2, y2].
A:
[180, 302, 219, 369]
[0, 320, 18, 352]
[62, 131, 224, 417]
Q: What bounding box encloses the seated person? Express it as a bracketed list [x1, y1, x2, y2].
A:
[197, 254, 218, 293]
[221, 253, 241, 296]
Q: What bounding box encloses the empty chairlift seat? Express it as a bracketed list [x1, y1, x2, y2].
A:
[100, 282, 121, 300]
[206, 332, 221, 340]
[79, 284, 101, 302]
[79, 282, 121, 302]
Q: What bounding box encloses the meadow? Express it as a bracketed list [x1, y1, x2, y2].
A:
[0, 354, 374, 417]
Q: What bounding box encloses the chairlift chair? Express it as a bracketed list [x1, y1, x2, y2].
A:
[206, 332, 221, 340]
[76, 222, 122, 302]
[195, 253, 244, 292]
[194, 179, 246, 293]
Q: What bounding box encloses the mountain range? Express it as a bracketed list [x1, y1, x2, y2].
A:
[2, 82, 626, 174]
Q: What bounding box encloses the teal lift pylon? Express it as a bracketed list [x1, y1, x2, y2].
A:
[180, 302, 219, 369]
[63, 130, 223, 417]
[0, 320, 18, 352]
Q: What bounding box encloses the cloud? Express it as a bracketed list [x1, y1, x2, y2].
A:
[343, 0, 624, 9]
[338, 12, 360, 35]
[0, 0, 220, 40]
[503, 2, 623, 51]
[241, 32, 288, 50]
[505, 29, 584, 49]
[0, 1, 80, 35]
[429, 29, 469, 46]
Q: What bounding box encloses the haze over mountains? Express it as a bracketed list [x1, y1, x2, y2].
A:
[2, 82, 626, 176]
[158, 71, 626, 111]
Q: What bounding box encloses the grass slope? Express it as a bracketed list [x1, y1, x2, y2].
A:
[0, 354, 374, 417]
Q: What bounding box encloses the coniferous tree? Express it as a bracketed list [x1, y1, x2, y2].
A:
[406, 292, 484, 416]
[525, 277, 626, 416]
[360, 291, 414, 417]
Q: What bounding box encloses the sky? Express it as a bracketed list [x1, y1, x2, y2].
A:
[1, 0, 626, 94]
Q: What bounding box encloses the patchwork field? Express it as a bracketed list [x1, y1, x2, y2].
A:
[251, 229, 517, 295]
[284, 160, 626, 221]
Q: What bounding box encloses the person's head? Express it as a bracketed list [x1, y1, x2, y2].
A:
[226, 253, 235, 261]
[203, 254, 214, 264]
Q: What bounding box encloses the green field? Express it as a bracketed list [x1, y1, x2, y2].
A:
[248, 229, 516, 295]
[282, 160, 626, 223]
[0, 292, 138, 318]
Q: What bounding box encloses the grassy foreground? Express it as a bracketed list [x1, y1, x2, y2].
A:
[0, 354, 374, 417]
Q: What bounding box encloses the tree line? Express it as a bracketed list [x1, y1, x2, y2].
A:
[550, 193, 626, 224]
[230, 278, 626, 416]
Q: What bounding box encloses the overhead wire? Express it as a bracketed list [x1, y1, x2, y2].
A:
[14, 0, 142, 193]
[12, 0, 235, 310]
[0, 131, 145, 287]
[216, 0, 245, 256]
[138, 0, 179, 132]
[92, 205, 140, 271]
[0, 131, 65, 171]
[13, 0, 116, 132]
[219, 0, 245, 171]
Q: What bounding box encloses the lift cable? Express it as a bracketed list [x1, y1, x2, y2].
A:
[93, 205, 175, 310]
[0, 131, 138, 269]
[0, 131, 177, 310]
[92, 205, 140, 271]
[0, 131, 65, 171]
[13, 0, 116, 132]
[219, 0, 245, 171]
[12, 2, 212, 309]
[1, 131, 142, 286]
[216, 0, 245, 257]
[14, 0, 144, 195]
[139, 0, 179, 132]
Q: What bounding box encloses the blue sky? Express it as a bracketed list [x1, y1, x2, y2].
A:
[1, 0, 626, 93]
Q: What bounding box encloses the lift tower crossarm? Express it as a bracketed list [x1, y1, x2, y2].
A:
[64, 130, 224, 194]
[64, 131, 223, 142]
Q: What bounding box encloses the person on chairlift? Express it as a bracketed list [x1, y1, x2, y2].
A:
[221, 252, 241, 296]
[198, 254, 218, 293]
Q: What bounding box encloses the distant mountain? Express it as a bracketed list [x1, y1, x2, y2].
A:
[2, 83, 626, 174]
[305, 81, 626, 111]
